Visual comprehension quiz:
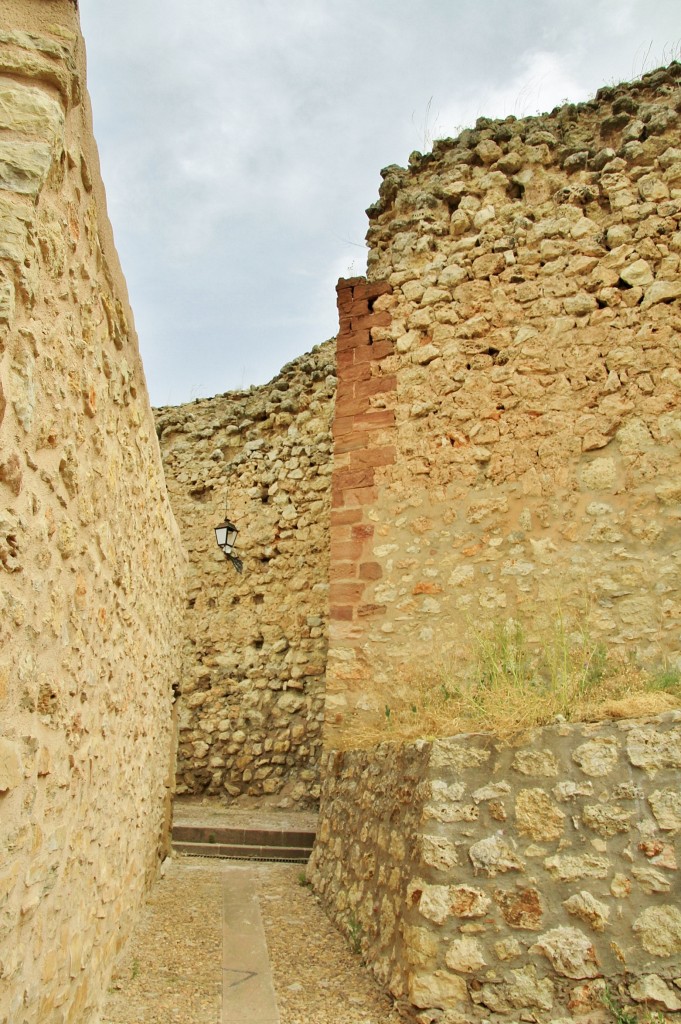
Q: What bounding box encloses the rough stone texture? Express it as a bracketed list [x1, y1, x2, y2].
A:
[155, 342, 335, 805]
[308, 741, 432, 1006]
[0, 5, 185, 1023]
[326, 62, 681, 741]
[309, 713, 681, 1022]
[325, 276, 396, 730]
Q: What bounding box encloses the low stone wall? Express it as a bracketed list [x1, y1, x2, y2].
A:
[309, 712, 681, 1023]
[156, 341, 335, 805]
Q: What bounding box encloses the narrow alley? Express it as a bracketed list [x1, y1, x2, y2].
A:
[101, 805, 402, 1024]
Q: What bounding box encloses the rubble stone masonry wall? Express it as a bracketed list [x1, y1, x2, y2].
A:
[309, 713, 681, 1023]
[156, 341, 335, 805]
[326, 63, 681, 740]
[0, 4, 185, 1023]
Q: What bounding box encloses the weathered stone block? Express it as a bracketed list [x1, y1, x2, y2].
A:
[0, 271, 14, 328]
[648, 788, 681, 832]
[563, 891, 610, 931]
[0, 84, 64, 141]
[494, 886, 543, 930]
[0, 139, 53, 195]
[445, 937, 486, 973]
[629, 974, 681, 1010]
[531, 927, 600, 979]
[572, 738, 619, 776]
[479, 965, 554, 1012]
[627, 725, 681, 773]
[515, 788, 565, 841]
[469, 834, 524, 876]
[582, 803, 632, 837]
[544, 852, 610, 882]
[512, 749, 559, 777]
[409, 970, 468, 1010]
[0, 737, 22, 791]
[0, 194, 33, 262]
[633, 905, 681, 957]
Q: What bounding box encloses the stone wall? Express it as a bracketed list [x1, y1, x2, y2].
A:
[309, 712, 681, 1023]
[0, 5, 185, 1023]
[326, 63, 681, 741]
[330, 278, 396, 627]
[156, 341, 335, 806]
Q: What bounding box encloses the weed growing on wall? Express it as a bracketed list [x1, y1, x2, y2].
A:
[602, 985, 668, 1024]
[340, 610, 681, 749]
[347, 913, 363, 956]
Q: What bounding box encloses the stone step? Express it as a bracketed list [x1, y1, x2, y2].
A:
[172, 824, 315, 864]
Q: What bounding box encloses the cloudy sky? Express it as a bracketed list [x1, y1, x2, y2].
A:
[78, 1, 680, 408]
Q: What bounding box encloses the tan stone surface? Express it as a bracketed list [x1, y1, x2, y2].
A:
[633, 905, 681, 956]
[581, 802, 633, 837]
[311, 713, 681, 1022]
[0, 736, 22, 791]
[0, 4, 185, 1022]
[409, 970, 468, 1010]
[308, 742, 432, 1005]
[478, 965, 555, 1013]
[444, 936, 486, 973]
[563, 891, 610, 931]
[102, 861, 223, 1024]
[530, 926, 600, 979]
[327, 61, 681, 739]
[572, 738, 619, 777]
[515, 788, 565, 841]
[156, 341, 334, 806]
[468, 833, 525, 875]
[629, 973, 681, 1010]
[649, 787, 681, 831]
[102, 858, 403, 1024]
[494, 886, 543, 930]
[511, 748, 558, 777]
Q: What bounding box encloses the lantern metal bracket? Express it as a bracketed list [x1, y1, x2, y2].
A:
[214, 481, 244, 574]
[226, 551, 243, 574]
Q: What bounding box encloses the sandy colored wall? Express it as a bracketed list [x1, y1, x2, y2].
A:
[309, 713, 681, 1022]
[326, 63, 681, 740]
[156, 341, 334, 806]
[0, 5, 185, 1022]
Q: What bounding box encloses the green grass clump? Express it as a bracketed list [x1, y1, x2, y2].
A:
[341, 610, 681, 749]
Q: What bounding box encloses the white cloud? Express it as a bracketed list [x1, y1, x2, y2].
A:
[78, 0, 681, 405]
[435, 49, 584, 136]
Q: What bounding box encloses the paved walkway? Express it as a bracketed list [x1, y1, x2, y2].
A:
[172, 799, 318, 835]
[222, 866, 279, 1024]
[102, 803, 402, 1024]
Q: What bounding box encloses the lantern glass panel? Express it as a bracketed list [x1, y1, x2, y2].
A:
[215, 524, 228, 548]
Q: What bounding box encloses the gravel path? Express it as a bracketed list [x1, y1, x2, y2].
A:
[101, 857, 402, 1024]
[258, 863, 402, 1024]
[102, 860, 223, 1024]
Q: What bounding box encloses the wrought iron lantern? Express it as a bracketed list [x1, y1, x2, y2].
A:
[214, 517, 243, 574]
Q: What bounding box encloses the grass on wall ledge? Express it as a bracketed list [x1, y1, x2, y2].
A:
[339, 613, 681, 751]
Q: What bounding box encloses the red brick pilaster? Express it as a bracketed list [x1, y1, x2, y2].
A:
[330, 277, 395, 624]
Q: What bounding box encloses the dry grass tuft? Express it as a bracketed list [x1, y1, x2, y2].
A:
[338, 615, 681, 751]
[589, 691, 680, 720]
